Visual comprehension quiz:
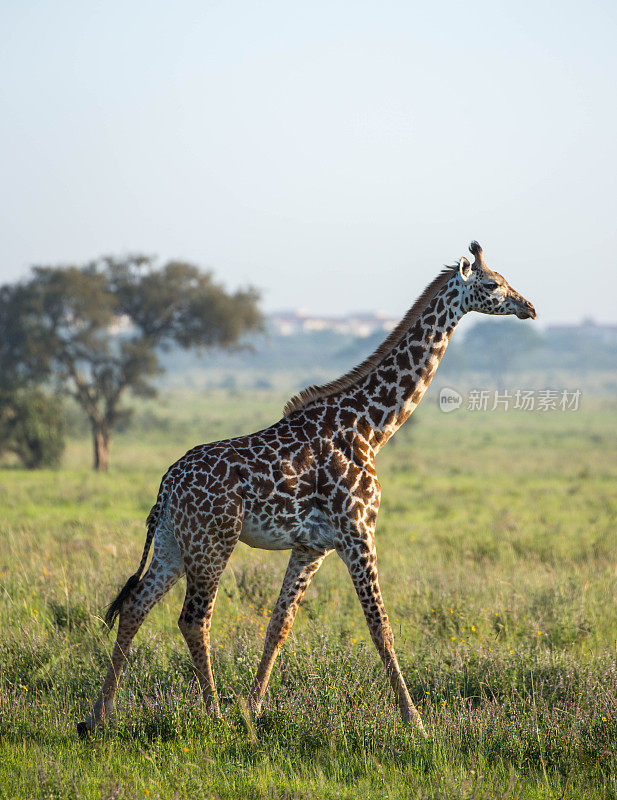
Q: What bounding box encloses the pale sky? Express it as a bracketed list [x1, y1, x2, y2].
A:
[1, 0, 616, 323]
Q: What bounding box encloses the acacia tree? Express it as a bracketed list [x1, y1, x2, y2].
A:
[0, 256, 262, 470]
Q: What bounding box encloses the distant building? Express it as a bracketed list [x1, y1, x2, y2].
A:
[269, 309, 398, 338]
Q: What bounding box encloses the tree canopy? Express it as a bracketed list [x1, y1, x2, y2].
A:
[0, 255, 262, 470]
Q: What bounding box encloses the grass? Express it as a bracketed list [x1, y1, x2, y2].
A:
[1, 391, 616, 798]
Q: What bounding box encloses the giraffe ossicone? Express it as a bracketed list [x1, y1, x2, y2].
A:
[77, 241, 536, 740]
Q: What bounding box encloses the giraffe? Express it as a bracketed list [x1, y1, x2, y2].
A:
[77, 241, 536, 739]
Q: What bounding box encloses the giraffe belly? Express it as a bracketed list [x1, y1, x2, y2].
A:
[239, 519, 295, 550]
[239, 508, 335, 552]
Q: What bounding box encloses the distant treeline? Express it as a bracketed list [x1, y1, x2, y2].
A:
[159, 318, 617, 395]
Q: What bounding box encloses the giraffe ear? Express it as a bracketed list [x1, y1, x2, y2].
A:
[459, 257, 472, 281]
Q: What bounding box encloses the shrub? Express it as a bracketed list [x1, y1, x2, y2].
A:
[0, 388, 65, 468]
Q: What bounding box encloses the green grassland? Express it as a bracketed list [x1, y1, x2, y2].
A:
[1, 392, 616, 799]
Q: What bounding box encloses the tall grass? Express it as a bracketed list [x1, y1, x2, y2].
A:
[0, 395, 616, 798]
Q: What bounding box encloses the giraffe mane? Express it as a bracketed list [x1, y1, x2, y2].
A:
[283, 264, 459, 416]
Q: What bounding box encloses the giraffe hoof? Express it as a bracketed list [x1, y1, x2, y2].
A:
[76, 721, 91, 740]
[204, 701, 222, 720]
[411, 718, 429, 739]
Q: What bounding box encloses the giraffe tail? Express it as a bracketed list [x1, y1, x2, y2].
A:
[104, 493, 166, 629]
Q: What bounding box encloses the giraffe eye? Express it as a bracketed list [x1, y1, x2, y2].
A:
[485, 281, 498, 291]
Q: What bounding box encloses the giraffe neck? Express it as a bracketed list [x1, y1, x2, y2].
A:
[336, 273, 465, 452]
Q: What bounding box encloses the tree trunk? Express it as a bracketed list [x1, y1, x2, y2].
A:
[92, 424, 111, 472]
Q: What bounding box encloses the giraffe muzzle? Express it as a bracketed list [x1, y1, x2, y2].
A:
[515, 300, 536, 320]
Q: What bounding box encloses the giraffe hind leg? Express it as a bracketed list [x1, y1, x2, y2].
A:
[77, 526, 184, 737]
[176, 488, 243, 717]
[178, 534, 239, 717]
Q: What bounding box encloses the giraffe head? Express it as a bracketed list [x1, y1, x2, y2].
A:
[458, 241, 536, 320]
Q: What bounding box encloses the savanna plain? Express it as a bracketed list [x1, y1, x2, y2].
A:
[1, 392, 616, 799]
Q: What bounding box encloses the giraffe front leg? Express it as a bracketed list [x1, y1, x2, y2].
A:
[248, 547, 327, 714]
[338, 536, 427, 737]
